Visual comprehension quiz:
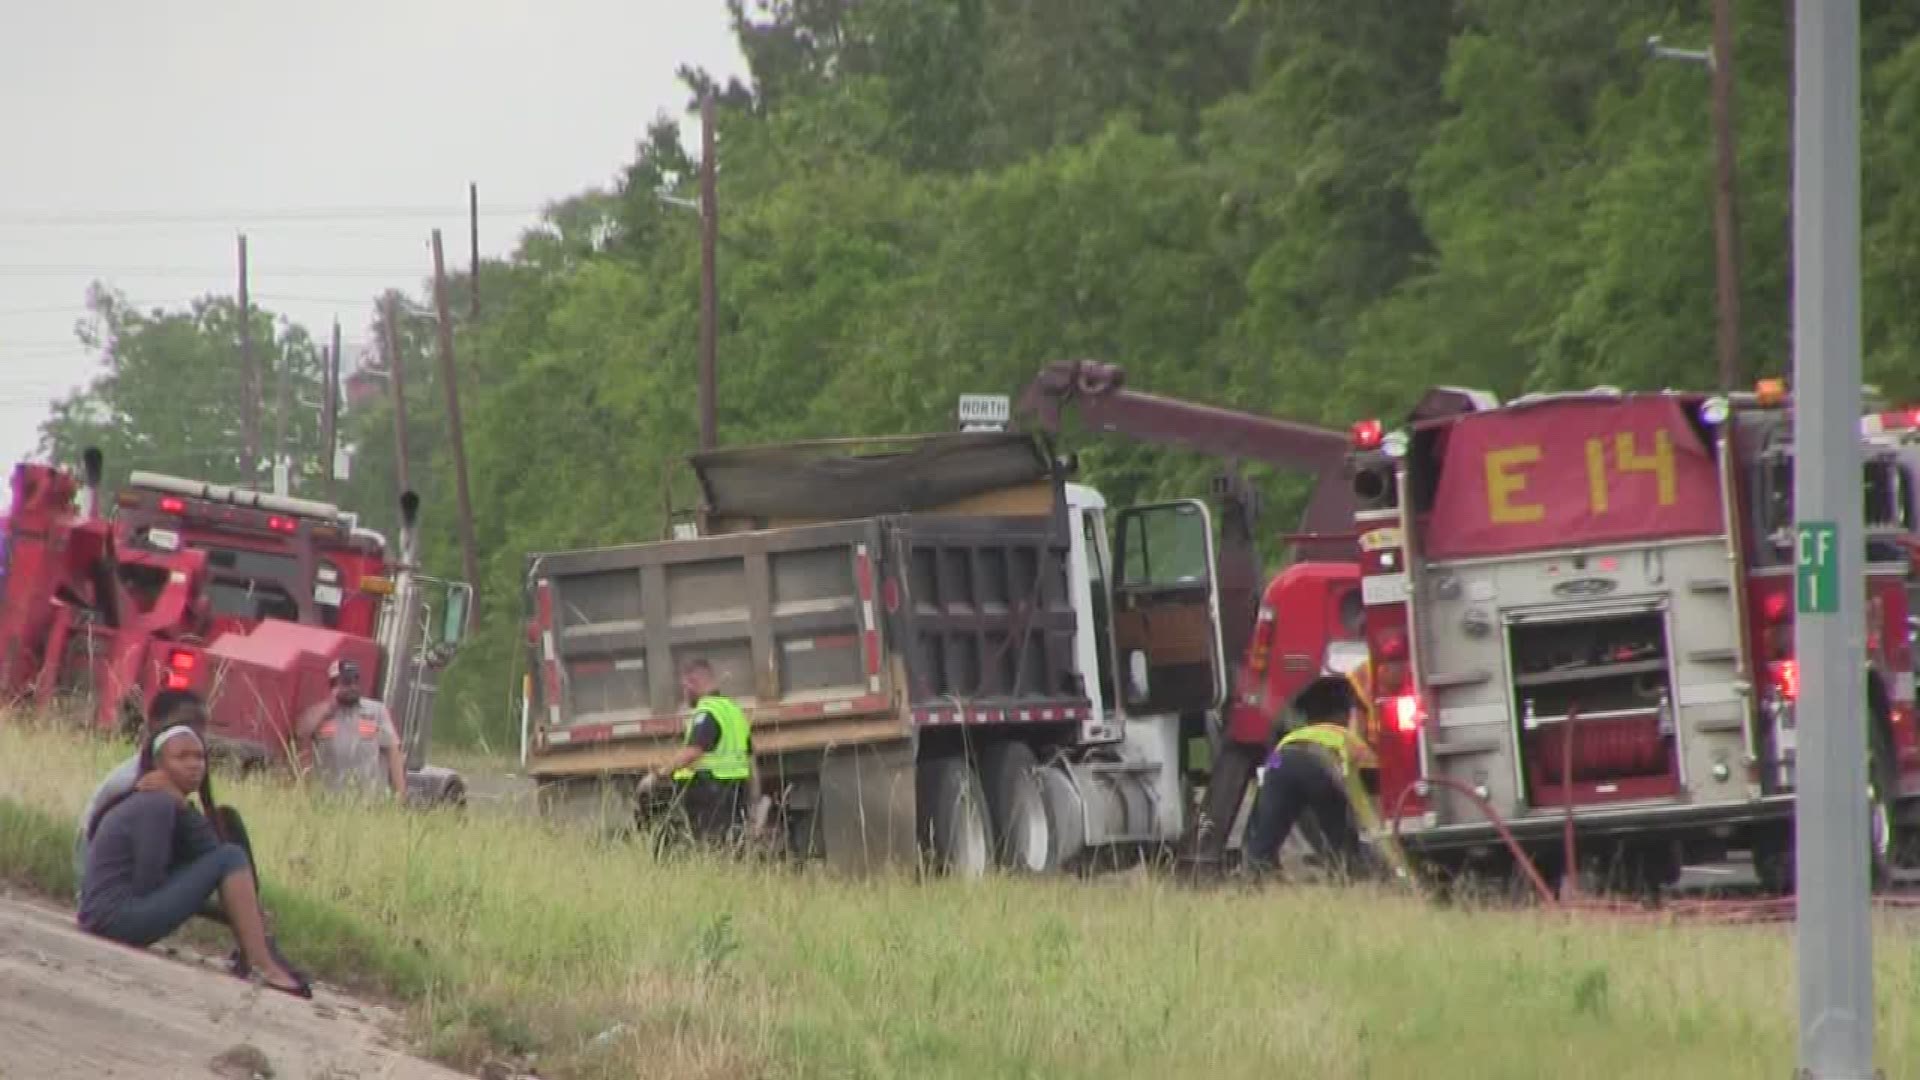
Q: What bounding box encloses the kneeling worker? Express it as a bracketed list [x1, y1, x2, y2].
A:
[1241, 673, 1380, 877]
[635, 659, 769, 845]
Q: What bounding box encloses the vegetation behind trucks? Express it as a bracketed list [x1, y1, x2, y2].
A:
[1344, 383, 1920, 892]
[523, 433, 1233, 875]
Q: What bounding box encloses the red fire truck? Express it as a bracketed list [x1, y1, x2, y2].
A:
[1343, 381, 1919, 893]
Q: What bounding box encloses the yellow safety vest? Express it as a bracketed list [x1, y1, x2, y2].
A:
[673, 694, 752, 783]
[1278, 722, 1379, 779]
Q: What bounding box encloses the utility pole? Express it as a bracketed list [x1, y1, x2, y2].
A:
[1647, 16, 1743, 390]
[698, 93, 718, 452]
[273, 329, 292, 495]
[1709, 0, 1743, 389]
[237, 234, 258, 486]
[381, 295, 412, 501]
[1791, 0, 1872, 1076]
[322, 319, 341, 502]
[431, 230, 483, 611]
[469, 182, 481, 320]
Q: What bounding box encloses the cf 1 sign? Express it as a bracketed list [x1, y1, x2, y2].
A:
[1797, 520, 1839, 615]
[958, 393, 1011, 432]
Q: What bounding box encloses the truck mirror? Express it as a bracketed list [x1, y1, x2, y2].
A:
[1127, 649, 1150, 704]
[441, 585, 471, 648]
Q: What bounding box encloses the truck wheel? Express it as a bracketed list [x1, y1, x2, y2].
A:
[1870, 720, 1899, 886]
[918, 755, 990, 878]
[980, 742, 1052, 873]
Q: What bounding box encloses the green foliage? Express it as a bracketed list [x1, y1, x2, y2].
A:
[37, 4, 1920, 748]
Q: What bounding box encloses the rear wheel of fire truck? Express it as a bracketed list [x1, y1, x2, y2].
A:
[918, 754, 991, 878]
[979, 741, 1052, 873]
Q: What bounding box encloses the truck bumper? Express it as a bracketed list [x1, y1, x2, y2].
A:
[1394, 795, 1797, 855]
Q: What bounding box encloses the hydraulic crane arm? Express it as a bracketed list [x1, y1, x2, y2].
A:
[1016, 359, 1358, 562]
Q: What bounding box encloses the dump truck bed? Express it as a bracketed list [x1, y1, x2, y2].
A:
[525, 508, 1091, 779]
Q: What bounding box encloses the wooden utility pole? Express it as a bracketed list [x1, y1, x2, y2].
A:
[381, 295, 412, 500]
[237, 234, 258, 486]
[273, 331, 292, 495]
[322, 319, 341, 501]
[698, 93, 719, 451]
[431, 230, 483, 608]
[1709, 0, 1743, 389]
[468, 182, 481, 319]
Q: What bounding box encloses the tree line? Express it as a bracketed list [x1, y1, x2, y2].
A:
[41, 1, 1920, 745]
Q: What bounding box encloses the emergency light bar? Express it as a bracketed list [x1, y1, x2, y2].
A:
[1860, 408, 1920, 438]
[126, 470, 350, 525]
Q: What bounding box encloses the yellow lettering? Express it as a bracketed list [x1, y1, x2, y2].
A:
[1485, 446, 1545, 524]
[1585, 438, 1609, 514]
[1614, 430, 1677, 506]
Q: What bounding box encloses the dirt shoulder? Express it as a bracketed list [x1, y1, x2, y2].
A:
[0, 894, 472, 1080]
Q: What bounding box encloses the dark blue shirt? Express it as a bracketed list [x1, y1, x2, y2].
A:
[77, 790, 219, 932]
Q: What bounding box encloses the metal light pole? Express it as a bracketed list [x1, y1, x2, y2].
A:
[1791, 0, 1873, 1076]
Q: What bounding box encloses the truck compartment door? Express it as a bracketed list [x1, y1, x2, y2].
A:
[1110, 499, 1227, 715]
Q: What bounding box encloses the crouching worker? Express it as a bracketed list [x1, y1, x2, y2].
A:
[633, 659, 771, 849]
[78, 722, 312, 999]
[1241, 674, 1381, 879]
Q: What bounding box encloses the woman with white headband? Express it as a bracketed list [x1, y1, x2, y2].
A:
[78, 717, 311, 998]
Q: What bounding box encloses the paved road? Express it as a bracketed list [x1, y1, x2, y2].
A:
[0, 894, 470, 1080]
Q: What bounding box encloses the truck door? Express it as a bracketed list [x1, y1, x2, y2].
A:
[1110, 499, 1227, 715]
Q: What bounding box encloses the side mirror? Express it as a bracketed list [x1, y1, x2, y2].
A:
[439, 585, 472, 648]
[1126, 649, 1150, 704]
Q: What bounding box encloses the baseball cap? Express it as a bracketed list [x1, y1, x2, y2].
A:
[328, 658, 362, 685]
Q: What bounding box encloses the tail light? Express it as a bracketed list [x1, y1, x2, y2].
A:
[1350, 419, 1384, 450]
[1374, 629, 1408, 661]
[1762, 592, 1790, 624]
[267, 515, 297, 534]
[1767, 659, 1799, 702]
[1392, 693, 1422, 733]
[158, 496, 186, 515]
[165, 648, 197, 690]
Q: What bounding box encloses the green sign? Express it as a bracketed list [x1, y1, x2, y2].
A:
[1797, 521, 1839, 615]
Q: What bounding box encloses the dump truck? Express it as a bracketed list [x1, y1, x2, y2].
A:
[1344, 382, 1920, 892]
[522, 432, 1232, 874]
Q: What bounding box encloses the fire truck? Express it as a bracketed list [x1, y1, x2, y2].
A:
[1343, 381, 1920, 892]
[0, 452, 472, 802]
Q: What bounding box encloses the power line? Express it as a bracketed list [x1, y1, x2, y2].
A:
[0, 205, 542, 226]
[0, 266, 422, 278]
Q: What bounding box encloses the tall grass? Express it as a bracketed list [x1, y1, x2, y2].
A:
[2, 719, 1916, 1079]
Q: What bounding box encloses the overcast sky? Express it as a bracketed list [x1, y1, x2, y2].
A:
[0, 1, 744, 504]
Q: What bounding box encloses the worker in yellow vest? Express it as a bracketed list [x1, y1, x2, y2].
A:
[1241, 673, 1380, 877]
[635, 659, 768, 846]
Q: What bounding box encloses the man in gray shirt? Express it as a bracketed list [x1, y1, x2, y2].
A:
[294, 658, 405, 798]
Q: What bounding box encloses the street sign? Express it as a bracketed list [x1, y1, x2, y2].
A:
[1798, 521, 1839, 614]
[958, 393, 1010, 432]
[332, 448, 352, 482]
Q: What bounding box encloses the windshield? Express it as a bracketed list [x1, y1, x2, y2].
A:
[200, 546, 304, 622]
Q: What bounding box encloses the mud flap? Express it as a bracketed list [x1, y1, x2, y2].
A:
[1188, 739, 1262, 865]
[819, 739, 919, 875]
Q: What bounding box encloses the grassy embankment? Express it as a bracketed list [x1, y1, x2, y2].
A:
[3, 718, 1917, 1079]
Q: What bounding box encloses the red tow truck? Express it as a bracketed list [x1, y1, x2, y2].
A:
[0, 451, 472, 803]
[1342, 381, 1920, 892]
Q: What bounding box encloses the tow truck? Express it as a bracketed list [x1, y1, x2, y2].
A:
[1344, 380, 1920, 892]
[0, 451, 473, 804]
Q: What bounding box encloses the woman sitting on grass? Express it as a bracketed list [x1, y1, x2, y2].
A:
[78, 720, 312, 999]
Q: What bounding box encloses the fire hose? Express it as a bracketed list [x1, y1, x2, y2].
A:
[1357, 704, 1920, 925]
